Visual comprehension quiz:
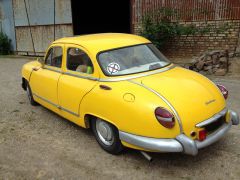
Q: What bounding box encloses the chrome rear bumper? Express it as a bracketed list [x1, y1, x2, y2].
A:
[119, 110, 239, 156]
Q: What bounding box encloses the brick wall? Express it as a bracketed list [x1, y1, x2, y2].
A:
[132, 0, 240, 58]
[162, 20, 240, 58]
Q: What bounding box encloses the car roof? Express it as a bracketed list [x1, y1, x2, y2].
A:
[53, 33, 151, 54]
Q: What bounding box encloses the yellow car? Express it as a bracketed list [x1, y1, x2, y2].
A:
[21, 33, 239, 156]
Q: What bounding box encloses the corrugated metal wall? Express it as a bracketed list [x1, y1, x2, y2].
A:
[132, 0, 240, 29]
[13, 0, 73, 55]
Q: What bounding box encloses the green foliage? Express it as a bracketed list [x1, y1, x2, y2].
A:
[140, 8, 231, 50]
[0, 32, 12, 55]
[141, 15, 172, 48]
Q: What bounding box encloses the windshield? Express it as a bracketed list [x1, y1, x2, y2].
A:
[98, 44, 171, 76]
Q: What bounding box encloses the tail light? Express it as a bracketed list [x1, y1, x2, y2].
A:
[198, 129, 207, 141]
[217, 84, 228, 99]
[155, 107, 175, 128]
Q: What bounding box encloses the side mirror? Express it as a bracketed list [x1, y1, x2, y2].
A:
[37, 57, 44, 66]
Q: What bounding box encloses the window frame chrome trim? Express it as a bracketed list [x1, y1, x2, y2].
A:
[41, 64, 176, 82]
[62, 71, 99, 81]
[42, 66, 62, 73]
[98, 65, 176, 82]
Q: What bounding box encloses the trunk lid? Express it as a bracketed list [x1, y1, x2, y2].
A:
[135, 66, 226, 137]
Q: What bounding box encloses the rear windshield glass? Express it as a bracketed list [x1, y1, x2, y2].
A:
[98, 44, 171, 76]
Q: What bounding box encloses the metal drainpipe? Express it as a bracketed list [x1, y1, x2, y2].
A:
[53, 0, 56, 41]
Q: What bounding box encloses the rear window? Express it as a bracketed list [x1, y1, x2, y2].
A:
[98, 44, 170, 76]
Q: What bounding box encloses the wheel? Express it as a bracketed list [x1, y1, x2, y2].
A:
[91, 118, 123, 154]
[26, 82, 38, 106]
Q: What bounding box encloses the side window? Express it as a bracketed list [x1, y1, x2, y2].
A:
[67, 48, 94, 74]
[45, 49, 53, 66]
[45, 47, 62, 68]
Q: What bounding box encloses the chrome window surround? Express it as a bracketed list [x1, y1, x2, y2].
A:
[63, 71, 98, 81]
[43, 66, 62, 73]
[195, 108, 227, 128]
[41, 64, 176, 82]
[98, 65, 176, 82]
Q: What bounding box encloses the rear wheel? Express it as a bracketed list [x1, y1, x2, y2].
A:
[26, 82, 38, 106]
[91, 118, 123, 154]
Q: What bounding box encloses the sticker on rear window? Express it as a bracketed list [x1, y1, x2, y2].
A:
[107, 62, 120, 74]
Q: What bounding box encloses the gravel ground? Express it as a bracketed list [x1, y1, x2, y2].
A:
[0, 57, 240, 180]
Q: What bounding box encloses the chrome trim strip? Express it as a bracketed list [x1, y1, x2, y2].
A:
[119, 131, 183, 152]
[196, 121, 232, 149]
[33, 93, 79, 117]
[128, 80, 183, 133]
[63, 71, 99, 81]
[195, 108, 227, 128]
[59, 106, 79, 117]
[33, 93, 59, 107]
[43, 65, 176, 82]
[98, 65, 176, 82]
[43, 67, 62, 73]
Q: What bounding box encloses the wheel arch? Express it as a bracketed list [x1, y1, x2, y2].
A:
[21, 61, 41, 84]
[22, 77, 27, 90]
[84, 113, 119, 130]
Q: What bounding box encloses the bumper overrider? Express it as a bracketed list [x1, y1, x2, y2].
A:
[119, 110, 239, 156]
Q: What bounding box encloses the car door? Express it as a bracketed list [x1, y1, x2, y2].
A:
[58, 45, 99, 122]
[30, 44, 63, 112]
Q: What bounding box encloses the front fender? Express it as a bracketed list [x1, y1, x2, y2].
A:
[22, 60, 41, 81]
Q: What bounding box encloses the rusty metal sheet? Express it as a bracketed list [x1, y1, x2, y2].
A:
[16, 24, 73, 54]
[133, 0, 240, 26]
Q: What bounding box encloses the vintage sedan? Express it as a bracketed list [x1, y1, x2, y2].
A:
[22, 33, 239, 156]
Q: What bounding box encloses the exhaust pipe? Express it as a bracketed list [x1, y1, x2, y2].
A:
[140, 151, 153, 162]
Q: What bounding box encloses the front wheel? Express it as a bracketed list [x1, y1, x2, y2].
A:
[26, 82, 38, 106]
[91, 118, 123, 154]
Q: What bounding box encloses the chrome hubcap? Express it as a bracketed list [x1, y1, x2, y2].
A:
[96, 119, 114, 146]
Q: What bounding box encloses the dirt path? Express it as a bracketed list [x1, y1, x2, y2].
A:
[0, 57, 240, 179]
